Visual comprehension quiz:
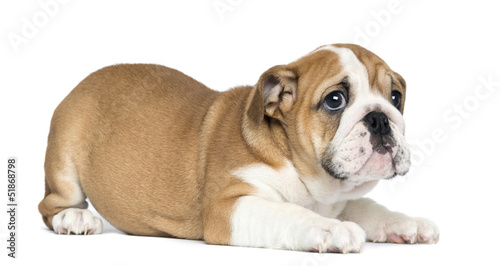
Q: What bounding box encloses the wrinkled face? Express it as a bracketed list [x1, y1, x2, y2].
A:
[289, 44, 410, 184]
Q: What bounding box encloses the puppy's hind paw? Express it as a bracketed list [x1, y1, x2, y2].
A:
[52, 208, 103, 235]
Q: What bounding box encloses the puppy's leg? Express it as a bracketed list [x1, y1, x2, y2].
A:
[337, 198, 439, 244]
[205, 196, 366, 253]
[38, 142, 102, 235]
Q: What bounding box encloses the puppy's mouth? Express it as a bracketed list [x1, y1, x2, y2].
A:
[371, 135, 396, 155]
[321, 121, 410, 181]
[322, 143, 398, 181]
[354, 140, 399, 179]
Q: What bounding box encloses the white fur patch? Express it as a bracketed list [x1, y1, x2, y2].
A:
[232, 161, 363, 213]
[52, 208, 103, 235]
[232, 161, 312, 204]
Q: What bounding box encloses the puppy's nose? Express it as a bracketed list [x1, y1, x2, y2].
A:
[363, 111, 391, 135]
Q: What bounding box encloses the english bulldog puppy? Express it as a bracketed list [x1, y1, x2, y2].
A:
[39, 44, 439, 253]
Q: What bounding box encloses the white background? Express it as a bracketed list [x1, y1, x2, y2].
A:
[1, 0, 499, 265]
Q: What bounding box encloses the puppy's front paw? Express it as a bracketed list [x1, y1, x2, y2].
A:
[52, 208, 103, 235]
[372, 216, 439, 244]
[413, 217, 440, 244]
[308, 221, 366, 254]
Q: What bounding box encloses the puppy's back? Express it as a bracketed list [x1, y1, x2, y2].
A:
[41, 64, 219, 238]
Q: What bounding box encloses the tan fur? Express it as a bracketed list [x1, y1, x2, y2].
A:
[39, 44, 405, 244]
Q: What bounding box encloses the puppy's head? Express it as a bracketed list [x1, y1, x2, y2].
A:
[247, 44, 410, 184]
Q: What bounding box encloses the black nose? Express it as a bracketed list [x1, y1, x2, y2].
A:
[363, 112, 391, 135]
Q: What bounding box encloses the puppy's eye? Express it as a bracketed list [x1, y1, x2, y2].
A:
[391, 91, 402, 109]
[324, 91, 347, 111]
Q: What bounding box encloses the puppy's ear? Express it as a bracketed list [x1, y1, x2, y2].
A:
[247, 65, 297, 124]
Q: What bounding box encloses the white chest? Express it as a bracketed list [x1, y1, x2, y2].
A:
[233, 161, 377, 217]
